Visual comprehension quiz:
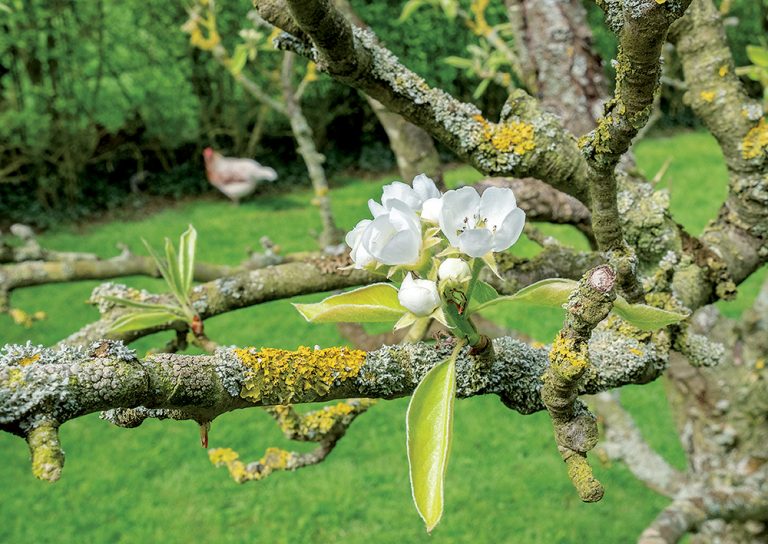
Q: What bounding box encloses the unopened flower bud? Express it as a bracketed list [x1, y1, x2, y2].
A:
[398, 273, 441, 316]
[438, 258, 471, 283]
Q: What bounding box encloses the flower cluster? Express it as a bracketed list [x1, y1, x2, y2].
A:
[345, 174, 525, 324]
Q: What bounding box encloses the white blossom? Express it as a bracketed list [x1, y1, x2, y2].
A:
[361, 201, 422, 265]
[438, 258, 471, 282]
[398, 273, 441, 316]
[368, 174, 441, 217]
[438, 186, 525, 258]
[345, 219, 375, 269]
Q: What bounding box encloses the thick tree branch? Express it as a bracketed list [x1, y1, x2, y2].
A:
[2, 328, 665, 481]
[255, 0, 593, 205]
[670, 0, 768, 287]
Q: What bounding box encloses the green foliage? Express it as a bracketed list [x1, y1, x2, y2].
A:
[294, 284, 407, 323]
[107, 225, 198, 332]
[406, 349, 457, 532]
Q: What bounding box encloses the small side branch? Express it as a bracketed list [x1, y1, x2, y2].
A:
[209, 399, 375, 483]
[541, 265, 616, 502]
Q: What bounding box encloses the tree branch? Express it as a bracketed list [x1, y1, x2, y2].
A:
[255, 0, 592, 205]
[593, 391, 688, 498]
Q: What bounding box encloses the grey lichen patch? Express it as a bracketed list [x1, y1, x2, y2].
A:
[357, 337, 549, 414]
[144, 353, 223, 407]
[89, 282, 158, 315]
[674, 329, 725, 367]
[0, 342, 86, 433]
[617, 176, 679, 266]
[213, 346, 247, 398]
[586, 328, 668, 390]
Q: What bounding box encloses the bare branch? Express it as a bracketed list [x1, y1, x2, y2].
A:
[593, 391, 688, 498]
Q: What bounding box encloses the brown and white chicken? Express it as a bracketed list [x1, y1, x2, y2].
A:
[203, 147, 278, 204]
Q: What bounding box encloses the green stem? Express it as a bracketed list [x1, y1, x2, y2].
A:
[463, 258, 485, 304]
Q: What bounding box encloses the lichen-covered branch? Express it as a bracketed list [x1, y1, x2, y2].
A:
[2, 327, 665, 482]
[593, 391, 687, 498]
[670, 0, 768, 287]
[581, 0, 691, 302]
[60, 257, 376, 348]
[207, 399, 375, 483]
[541, 265, 616, 502]
[254, 0, 593, 205]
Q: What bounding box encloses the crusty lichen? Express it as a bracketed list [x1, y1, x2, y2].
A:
[474, 115, 536, 155]
[235, 346, 366, 404]
[209, 446, 296, 483]
[741, 117, 768, 160]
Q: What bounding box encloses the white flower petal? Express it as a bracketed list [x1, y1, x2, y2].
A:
[491, 207, 526, 252]
[420, 197, 442, 223]
[438, 186, 481, 247]
[479, 187, 518, 228]
[458, 228, 494, 258]
[412, 174, 441, 201]
[368, 199, 387, 217]
[382, 181, 421, 211]
[345, 219, 374, 268]
[376, 229, 420, 265]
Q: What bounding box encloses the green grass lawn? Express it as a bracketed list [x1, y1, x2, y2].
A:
[0, 132, 763, 543]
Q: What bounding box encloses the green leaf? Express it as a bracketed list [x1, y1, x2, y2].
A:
[101, 296, 187, 317]
[108, 310, 182, 334]
[398, 0, 425, 22]
[406, 356, 456, 533]
[473, 78, 491, 99]
[440, 0, 457, 19]
[442, 56, 474, 69]
[613, 296, 689, 331]
[229, 45, 248, 76]
[473, 278, 577, 313]
[746, 45, 768, 68]
[467, 280, 498, 311]
[178, 225, 197, 294]
[164, 236, 185, 301]
[293, 283, 407, 323]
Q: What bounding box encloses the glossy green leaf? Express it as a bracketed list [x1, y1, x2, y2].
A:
[293, 283, 407, 323]
[473, 278, 577, 313]
[407, 356, 456, 533]
[613, 296, 689, 331]
[108, 310, 182, 334]
[164, 236, 185, 303]
[178, 225, 197, 294]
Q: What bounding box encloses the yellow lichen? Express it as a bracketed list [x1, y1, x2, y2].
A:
[718, 65, 729, 77]
[628, 348, 643, 356]
[482, 121, 536, 155]
[209, 446, 296, 484]
[300, 403, 355, 435]
[742, 117, 768, 159]
[699, 91, 716, 103]
[18, 353, 41, 366]
[7, 368, 24, 388]
[235, 346, 366, 403]
[549, 334, 588, 380]
[756, 358, 765, 370]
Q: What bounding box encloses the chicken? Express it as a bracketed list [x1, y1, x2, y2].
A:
[203, 147, 278, 204]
